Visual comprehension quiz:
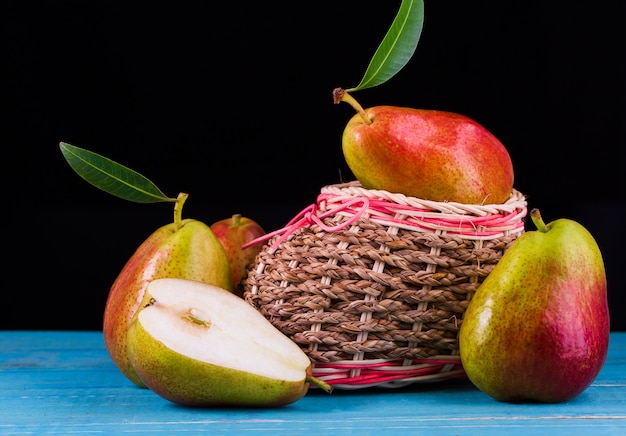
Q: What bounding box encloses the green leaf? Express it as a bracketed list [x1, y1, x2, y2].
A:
[59, 142, 175, 203]
[347, 0, 424, 92]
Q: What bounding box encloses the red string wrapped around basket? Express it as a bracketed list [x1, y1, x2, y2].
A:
[243, 181, 527, 389]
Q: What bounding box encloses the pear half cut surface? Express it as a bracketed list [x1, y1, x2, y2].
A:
[126, 278, 321, 407]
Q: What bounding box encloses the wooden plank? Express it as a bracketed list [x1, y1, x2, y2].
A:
[1, 331, 625, 435]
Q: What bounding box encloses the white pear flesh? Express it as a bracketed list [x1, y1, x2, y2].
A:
[127, 278, 314, 407]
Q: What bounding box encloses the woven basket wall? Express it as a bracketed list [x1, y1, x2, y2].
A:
[243, 181, 527, 389]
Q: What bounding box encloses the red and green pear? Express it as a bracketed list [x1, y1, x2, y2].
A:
[335, 90, 514, 204]
[459, 208, 609, 403]
[210, 214, 266, 297]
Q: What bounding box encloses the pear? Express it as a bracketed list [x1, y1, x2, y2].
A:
[210, 214, 267, 297]
[103, 217, 235, 388]
[126, 278, 331, 407]
[334, 89, 514, 204]
[459, 208, 609, 403]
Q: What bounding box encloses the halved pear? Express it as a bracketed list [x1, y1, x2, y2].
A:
[126, 278, 327, 407]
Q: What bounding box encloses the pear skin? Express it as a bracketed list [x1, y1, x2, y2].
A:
[103, 219, 234, 387]
[210, 214, 266, 297]
[459, 209, 609, 403]
[341, 105, 514, 204]
[126, 278, 325, 407]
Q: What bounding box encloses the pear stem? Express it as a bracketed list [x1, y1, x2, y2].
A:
[306, 375, 333, 394]
[530, 208, 550, 233]
[332, 88, 372, 125]
[173, 192, 189, 232]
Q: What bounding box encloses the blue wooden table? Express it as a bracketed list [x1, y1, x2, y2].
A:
[1, 331, 625, 435]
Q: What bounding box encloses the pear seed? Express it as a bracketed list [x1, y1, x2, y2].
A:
[182, 308, 211, 327]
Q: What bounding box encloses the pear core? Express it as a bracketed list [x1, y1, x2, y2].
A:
[135, 278, 310, 382]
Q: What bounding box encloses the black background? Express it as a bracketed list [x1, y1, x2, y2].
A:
[4, 2, 625, 330]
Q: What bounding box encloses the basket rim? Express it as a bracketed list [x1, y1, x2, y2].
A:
[242, 180, 528, 251]
[321, 181, 527, 216]
[249, 181, 527, 252]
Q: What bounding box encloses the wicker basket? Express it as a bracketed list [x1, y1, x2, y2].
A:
[243, 181, 527, 389]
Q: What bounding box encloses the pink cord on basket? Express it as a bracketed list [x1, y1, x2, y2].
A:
[242, 192, 525, 251]
[242, 197, 371, 252]
[344, 196, 525, 237]
[312, 360, 465, 386]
